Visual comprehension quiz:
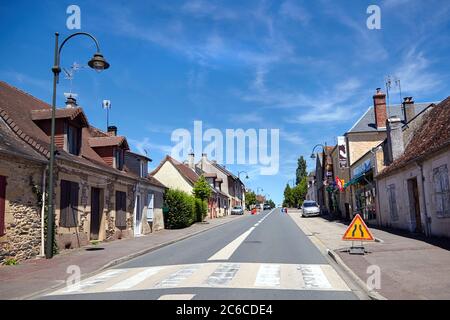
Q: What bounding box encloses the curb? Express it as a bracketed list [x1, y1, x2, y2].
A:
[21, 216, 243, 300]
[287, 213, 387, 301]
[326, 249, 387, 300]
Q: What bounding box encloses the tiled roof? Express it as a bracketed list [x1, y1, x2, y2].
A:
[347, 103, 434, 133]
[0, 116, 47, 162]
[377, 97, 450, 178]
[89, 136, 129, 149]
[30, 107, 88, 126]
[0, 81, 149, 182]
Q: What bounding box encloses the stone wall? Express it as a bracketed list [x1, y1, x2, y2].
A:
[0, 153, 44, 265]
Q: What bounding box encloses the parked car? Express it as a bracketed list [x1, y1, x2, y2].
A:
[263, 203, 271, 210]
[300, 201, 320, 217]
[231, 206, 244, 215]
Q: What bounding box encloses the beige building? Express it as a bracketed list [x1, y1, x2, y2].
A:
[197, 153, 246, 214]
[150, 154, 230, 218]
[376, 97, 450, 238]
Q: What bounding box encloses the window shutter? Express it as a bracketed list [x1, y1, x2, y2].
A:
[115, 191, 127, 227]
[0, 175, 6, 236]
[68, 182, 79, 228]
[59, 180, 69, 227]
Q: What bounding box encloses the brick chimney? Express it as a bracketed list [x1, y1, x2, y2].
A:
[373, 88, 387, 129]
[65, 95, 77, 108]
[403, 96, 415, 124]
[107, 125, 117, 136]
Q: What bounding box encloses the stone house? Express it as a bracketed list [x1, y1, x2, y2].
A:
[197, 153, 246, 214]
[0, 81, 165, 263]
[0, 111, 48, 264]
[330, 146, 351, 219]
[305, 172, 316, 202]
[376, 96, 450, 238]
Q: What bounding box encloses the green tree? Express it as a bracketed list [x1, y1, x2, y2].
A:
[283, 184, 293, 207]
[193, 175, 212, 201]
[291, 177, 308, 207]
[245, 190, 257, 210]
[267, 199, 276, 209]
[296, 156, 307, 185]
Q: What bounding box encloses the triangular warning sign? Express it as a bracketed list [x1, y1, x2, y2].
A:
[342, 214, 374, 241]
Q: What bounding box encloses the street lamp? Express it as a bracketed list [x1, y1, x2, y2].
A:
[46, 32, 110, 259]
[310, 143, 328, 159]
[237, 171, 249, 180]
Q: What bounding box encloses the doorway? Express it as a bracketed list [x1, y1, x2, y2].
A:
[408, 178, 422, 233]
[90, 187, 102, 240]
[134, 194, 142, 236]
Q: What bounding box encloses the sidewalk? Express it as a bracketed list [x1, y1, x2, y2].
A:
[0, 214, 243, 300]
[289, 209, 450, 300]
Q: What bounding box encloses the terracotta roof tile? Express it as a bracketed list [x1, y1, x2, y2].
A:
[378, 97, 450, 177]
[89, 136, 129, 149]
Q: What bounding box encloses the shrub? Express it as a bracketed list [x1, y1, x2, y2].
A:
[4, 258, 18, 266]
[194, 198, 208, 222]
[164, 189, 196, 229]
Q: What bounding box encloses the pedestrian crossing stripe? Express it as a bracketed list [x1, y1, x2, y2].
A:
[342, 214, 374, 241]
[47, 262, 350, 296]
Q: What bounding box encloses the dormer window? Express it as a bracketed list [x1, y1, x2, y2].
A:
[67, 124, 81, 155]
[140, 160, 148, 178]
[115, 148, 124, 170]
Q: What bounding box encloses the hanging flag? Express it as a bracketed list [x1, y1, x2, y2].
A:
[336, 176, 344, 191]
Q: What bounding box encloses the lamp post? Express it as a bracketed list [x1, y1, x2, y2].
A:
[46, 32, 110, 259]
[237, 171, 249, 180]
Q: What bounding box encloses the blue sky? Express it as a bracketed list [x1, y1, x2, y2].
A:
[1, 0, 450, 204]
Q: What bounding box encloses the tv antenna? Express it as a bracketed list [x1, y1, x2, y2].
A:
[102, 100, 112, 129]
[62, 62, 86, 95]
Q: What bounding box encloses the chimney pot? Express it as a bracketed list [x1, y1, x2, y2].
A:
[65, 95, 77, 108]
[107, 125, 117, 136]
[403, 96, 415, 123]
[187, 152, 195, 169]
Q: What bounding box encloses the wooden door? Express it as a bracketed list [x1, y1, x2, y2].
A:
[90, 188, 101, 240]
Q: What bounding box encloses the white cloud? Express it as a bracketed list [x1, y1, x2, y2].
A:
[128, 137, 172, 156]
[393, 49, 442, 95]
[279, 1, 310, 25]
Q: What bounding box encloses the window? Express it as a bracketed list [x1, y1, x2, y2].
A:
[115, 148, 124, 170]
[60, 180, 79, 228]
[0, 175, 6, 236]
[115, 191, 127, 227]
[140, 160, 148, 178]
[67, 124, 80, 155]
[387, 184, 399, 221]
[433, 164, 450, 217]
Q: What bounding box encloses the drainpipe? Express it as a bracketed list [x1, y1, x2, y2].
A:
[39, 166, 48, 258]
[416, 162, 431, 237]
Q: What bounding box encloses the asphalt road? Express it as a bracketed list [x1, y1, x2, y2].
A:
[42, 208, 359, 300]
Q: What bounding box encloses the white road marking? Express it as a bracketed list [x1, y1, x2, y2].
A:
[158, 294, 196, 300]
[208, 209, 275, 261]
[206, 263, 240, 287]
[47, 262, 350, 296]
[254, 264, 281, 288]
[155, 264, 202, 288]
[106, 267, 162, 291]
[298, 264, 332, 289]
[62, 269, 127, 293]
[208, 227, 255, 261]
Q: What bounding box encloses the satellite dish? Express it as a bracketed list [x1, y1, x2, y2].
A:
[102, 100, 111, 109]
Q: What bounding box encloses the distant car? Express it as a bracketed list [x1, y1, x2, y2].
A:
[301, 201, 320, 217]
[231, 206, 244, 215]
[263, 203, 271, 210]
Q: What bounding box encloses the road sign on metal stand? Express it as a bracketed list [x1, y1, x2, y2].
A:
[342, 214, 374, 255]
